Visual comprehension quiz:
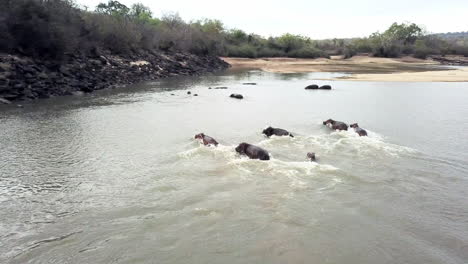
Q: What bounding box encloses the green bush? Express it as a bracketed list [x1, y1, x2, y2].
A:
[1, 1, 468, 62]
[257, 47, 285, 57]
[226, 44, 257, 58]
[342, 45, 357, 59]
[414, 40, 438, 59]
[287, 46, 328, 58]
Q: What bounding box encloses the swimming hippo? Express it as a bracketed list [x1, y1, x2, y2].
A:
[350, 123, 368, 136]
[194, 133, 219, 146]
[235, 143, 270, 161]
[230, 94, 243, 99]
[262, 126, 294, 137]
[319, 85, 332, 90]
[307, 152, 316, 162]
[323, 119, 348, 131]
[305, 84, 319, 89]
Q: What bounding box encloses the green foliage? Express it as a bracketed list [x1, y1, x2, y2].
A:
[1, 1, 466, 61]
[257, 47, 285, 57]
[288, 46, 328, 58]
[226, 44, 258, 58]
[0, 0, 84, 59]
[414, 40, 434, 59]
[96, 0, 129, 16]
[276, 34, 308, 53]
[385, 22, 423, 45]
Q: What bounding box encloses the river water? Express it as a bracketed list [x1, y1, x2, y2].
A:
[1, 69, 468, 264]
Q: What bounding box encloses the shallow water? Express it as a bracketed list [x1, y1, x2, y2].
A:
[1, 69, 468, 264]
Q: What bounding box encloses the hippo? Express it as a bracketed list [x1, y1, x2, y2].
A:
[230, 94, 243, 99]
[187, 91, 191, 95]
[194, 94, 198, 96]
[323, 119, 348, 131]
[305, 84, 319, 89]
[243, 82, 257, 85]
[235, 143, 270, 161]
[215, 87, 228, 89]
[350, 123, 368, 136]
[194, 133, 219, 146]
[307, 152, 316, 162]
[319, 85, 332, 90]
[262, 126, 294, 137]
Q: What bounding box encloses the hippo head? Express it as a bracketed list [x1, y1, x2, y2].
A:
[235, 143, 248, 154]
[350, 123, 359, 128]
[307, 152, 316, 161]
[194, 133, 205, 139]
[262, 127, 274, 137]
[323, 119, 335, 125]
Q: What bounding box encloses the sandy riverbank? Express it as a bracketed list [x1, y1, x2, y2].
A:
[222, 56, 468, 82]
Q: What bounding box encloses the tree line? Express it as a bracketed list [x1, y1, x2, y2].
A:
[1, 0, 467, 60]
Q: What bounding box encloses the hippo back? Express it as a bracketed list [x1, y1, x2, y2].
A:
[333, 122, 348, 131]
[245, 144, 270, 160]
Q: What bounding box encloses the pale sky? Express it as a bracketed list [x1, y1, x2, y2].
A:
[76, 0, 468, 39]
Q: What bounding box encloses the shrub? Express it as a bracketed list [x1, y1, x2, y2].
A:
[287, 46, 328, 58]
[342, 45, 357, 59]
[414, 40, 439, 59]
[257, 47, 285, 57]
[226, 44, 257, 58]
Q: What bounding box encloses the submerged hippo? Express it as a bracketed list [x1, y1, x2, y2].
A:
[235, 143, 270, 161]
[230, 94, 243, 99]
[262, 126, 294, 137]
[305, 84, 319, 89]
[307, 152, 316, 162]
[323, 119, 348, 131]
[350, 123, 368, 136]
[194, 133, 219, 146]
[319, 85, 332, 90]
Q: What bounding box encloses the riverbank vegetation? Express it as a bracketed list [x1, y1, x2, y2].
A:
[1, 0, 467, 61]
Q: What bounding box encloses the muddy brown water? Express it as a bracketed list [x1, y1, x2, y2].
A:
[1, 69, 468, 263]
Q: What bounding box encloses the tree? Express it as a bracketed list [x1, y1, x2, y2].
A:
[130, 3, 152, 21]
[277, 34, 308, 53]
[96, 1, 129, 16]
[385, 22, 423, 45]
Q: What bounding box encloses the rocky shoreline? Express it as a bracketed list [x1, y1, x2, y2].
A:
[0, 50, 230, 103]
[430, 55, 468, 66]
